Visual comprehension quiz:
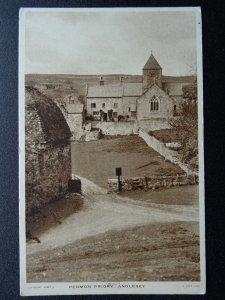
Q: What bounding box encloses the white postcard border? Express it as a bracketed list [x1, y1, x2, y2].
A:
[19, 6, 205, 296]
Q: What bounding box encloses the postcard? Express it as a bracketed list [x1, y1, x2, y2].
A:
[19, 7, 205, 296]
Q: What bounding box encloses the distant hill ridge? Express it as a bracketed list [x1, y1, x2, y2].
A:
[25, 73, 196, 86]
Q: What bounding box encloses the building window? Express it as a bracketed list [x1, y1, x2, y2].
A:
[150, 96, 159, 112]
[129, 107, 131, 112]
[91, 103, 96, 108]
[114, 103, 118, 109]
[102, 103, 105, 108]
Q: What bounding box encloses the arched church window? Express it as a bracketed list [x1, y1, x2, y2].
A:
[150, 96, 159, 112]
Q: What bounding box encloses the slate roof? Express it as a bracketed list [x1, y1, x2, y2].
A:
[87, 83, 142, 98]
[143, 53, 162, 70]
[25, 87, 71, 143]
[87, 85, 123, 98]
[123, 83, 142, 97]
[161, 76, 197, 96]
[162, 82, 184, 96]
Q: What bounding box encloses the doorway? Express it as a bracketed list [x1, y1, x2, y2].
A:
[103, 113, 107, 121]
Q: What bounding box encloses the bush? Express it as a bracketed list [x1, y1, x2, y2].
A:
[118, 115, 125, 122]
[169, 100, 198, 171]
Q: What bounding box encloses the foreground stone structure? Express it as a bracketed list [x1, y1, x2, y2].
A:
[25, 87, 72, 215]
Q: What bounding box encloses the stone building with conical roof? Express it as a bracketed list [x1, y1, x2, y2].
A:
[25, 86, 72, 214]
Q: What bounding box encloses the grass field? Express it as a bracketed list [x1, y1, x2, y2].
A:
[149, 128, 181, 143]
[27, 221, 200, 282]
[72, 136, 184, 188]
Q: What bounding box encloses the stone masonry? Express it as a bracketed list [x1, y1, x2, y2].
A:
[108, 174, 198, 193]
[25, 87, 72, 215]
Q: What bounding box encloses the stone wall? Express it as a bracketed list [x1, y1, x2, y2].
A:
[95, 119, 170, 136]
[96, 121, 139, 135]
[108, 174, 198, 193]
[25, 87, 72, 216]
[67, 114, 84, 141]
[139, 129, 198, 175]
[26, 142, 71, 214]
[59, 106, 84, 141]
[82, 129, 101, 141]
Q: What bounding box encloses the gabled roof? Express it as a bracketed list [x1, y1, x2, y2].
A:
[143, 53, 162, 70]
[123, 83, 142, 97]
[137, 83, 171, 102]
[25, 87, 71, 143]
[87, 83, 143, 98]
[87, 85, 123, 98]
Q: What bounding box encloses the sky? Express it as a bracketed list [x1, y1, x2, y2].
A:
[24, 8, 199, 76]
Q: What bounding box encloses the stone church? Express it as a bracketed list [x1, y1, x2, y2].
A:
[86, 52, 196, 129]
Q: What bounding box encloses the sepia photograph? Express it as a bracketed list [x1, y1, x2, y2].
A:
[19, 7, 205, 295]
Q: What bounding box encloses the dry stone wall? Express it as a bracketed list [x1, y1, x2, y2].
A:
[81, 130, 101, 141]
[95, 119, 169, 136]
[96, 121, 139, 135]
[138, 129, 197, 175]
[108, 174, 198, 193]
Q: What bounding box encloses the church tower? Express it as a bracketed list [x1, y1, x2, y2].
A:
[142, 52, 162, 93]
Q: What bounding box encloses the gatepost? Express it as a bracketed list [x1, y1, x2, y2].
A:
[116, 167, 122, 192]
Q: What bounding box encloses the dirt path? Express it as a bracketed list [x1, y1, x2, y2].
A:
[27, 176, 198, 255]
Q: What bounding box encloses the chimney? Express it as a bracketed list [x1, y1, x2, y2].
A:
[99, 76, 104, 86]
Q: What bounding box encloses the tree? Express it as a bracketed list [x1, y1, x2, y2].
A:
[169, 96, 198, 170]
[183, 84, 197, 101]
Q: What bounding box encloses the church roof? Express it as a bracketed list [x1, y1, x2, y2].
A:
[25, 87, 71, 143]
[143, 53, 162, 70]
